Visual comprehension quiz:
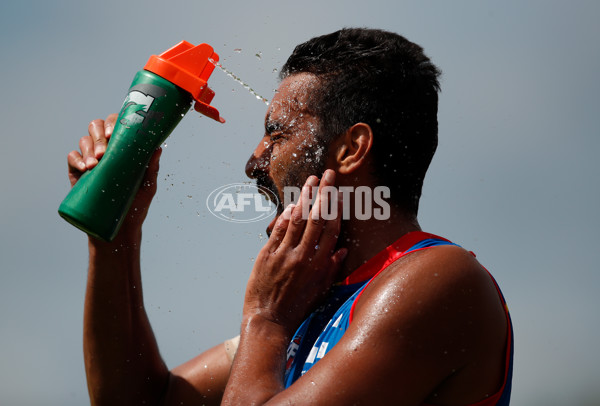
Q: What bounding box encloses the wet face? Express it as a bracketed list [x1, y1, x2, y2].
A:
[245, 73, 328, 232]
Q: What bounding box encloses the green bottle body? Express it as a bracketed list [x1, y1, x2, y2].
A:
[58, 70, 193, 241]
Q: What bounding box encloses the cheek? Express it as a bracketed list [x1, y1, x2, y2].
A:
[269, 132, 323, 188]
[293, 136, 325, 169]
[267, 146, 286, 180]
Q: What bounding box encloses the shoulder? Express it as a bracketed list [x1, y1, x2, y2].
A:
[356, 244, 501, 312]
[277, 246, 508, 404]
[352, 243, 507, 365]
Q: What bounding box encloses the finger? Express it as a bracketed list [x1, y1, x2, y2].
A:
[314, 191, 343, 262]
[282, 176, 319, 247]
[67, 150, 87, 186]
[67, 150, 86, 173]
[79, 135, 98, 169]
[105, 113, 118, 139]
[265, 204, 295, 252]
[88, 119, 108, 159]
[301, 170, 337, 250]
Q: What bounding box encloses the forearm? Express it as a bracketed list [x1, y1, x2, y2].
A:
[221, 314, 291, 405]
[84, 233, 168, 405]
[222, 175, 346, 404]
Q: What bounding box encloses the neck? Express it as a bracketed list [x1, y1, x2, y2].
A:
[337, 207, 421, 281]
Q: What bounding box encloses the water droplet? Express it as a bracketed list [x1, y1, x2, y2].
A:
[212, 61, 269, 105]
[255, 51, 262, 59]
[234, 48, 242, 53]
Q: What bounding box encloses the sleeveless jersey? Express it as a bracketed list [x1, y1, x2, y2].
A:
[283, 231, 513, 406]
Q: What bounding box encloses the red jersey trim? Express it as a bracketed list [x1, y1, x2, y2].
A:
[341, 231, 450, 286]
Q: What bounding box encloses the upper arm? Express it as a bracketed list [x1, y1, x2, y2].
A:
[266, 245, 508, 405]
[161, 336, 239, 406]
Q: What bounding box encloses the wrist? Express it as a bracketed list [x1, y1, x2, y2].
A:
[87, 229, 142, 272]
[241, 312, 294, 344]
[88, 228, 141, 253]
[224, 314, 291, 405]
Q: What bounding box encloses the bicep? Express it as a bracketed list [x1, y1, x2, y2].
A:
[266, 304, 450, 406]
[161, 336, 239, 406]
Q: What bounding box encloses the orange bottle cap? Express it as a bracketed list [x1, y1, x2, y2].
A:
[144, 41, 225, 123]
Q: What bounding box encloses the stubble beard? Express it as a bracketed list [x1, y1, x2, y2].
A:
[261, 142, 329, 236]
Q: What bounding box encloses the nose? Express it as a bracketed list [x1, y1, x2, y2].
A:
[245, 136, 271, 179]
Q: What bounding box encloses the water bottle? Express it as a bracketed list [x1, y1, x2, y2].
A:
[58, 41, 224, 241]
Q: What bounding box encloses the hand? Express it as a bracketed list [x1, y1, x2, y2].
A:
[243, 170, 348, 332]
[67, 114, 161, 242]
[67, 114, 115, 187]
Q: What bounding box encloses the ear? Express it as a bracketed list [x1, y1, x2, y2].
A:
[333, 123, 373, 175]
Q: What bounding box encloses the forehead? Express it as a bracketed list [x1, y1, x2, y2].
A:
[267, 73, 318, 120]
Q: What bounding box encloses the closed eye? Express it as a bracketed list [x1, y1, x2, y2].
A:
[265, 118, 286, 143]
[269, 131, 284, 142]
[265, 120, 282, 135]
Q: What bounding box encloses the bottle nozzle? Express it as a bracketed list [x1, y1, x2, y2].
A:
[144, 41, 225, 123]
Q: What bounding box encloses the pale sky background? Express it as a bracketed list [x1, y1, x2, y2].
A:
[1, 1, 599, 405]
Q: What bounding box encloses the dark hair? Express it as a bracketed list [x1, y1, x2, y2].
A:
[280, 28, 441, 214]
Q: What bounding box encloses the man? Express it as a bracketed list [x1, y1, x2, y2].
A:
[68, 28, 512, 405]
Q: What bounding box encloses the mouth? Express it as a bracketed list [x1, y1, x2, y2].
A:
[255, 176, 284, 237]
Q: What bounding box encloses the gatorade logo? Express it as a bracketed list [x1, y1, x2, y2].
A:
[119, 90, 156, 126]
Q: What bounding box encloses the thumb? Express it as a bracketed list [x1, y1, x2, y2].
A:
[330, 247, 348, 278]
[129, 148, 162, 219]
[141, 147, 162, 194]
